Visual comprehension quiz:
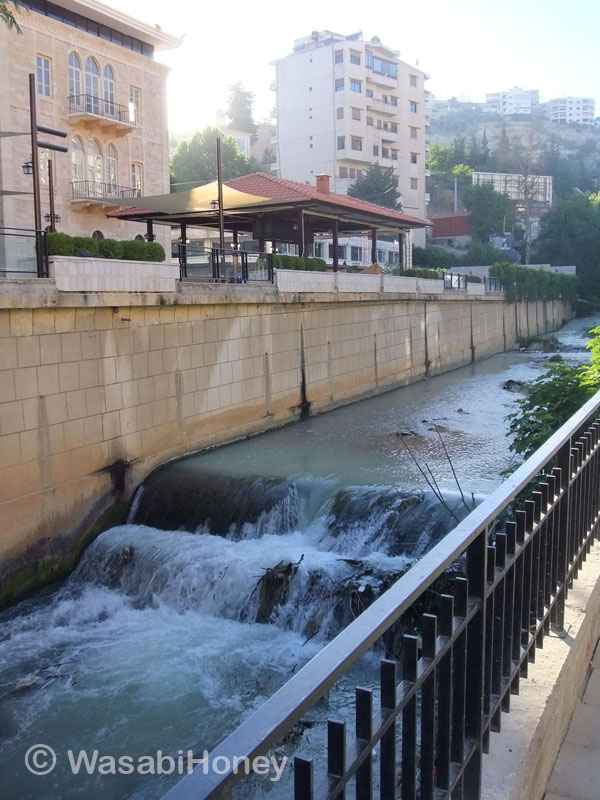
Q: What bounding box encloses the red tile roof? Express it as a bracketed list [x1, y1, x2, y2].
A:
[227, 173, 430, 227]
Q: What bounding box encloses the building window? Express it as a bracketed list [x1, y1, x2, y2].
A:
[87, 139, 102, 189]
[377, 119, 382, 129]
[410, 152, 418, 164]
[382, 121, 388, 131]
[411, 178, 418, 189]
[68, 52, 81, 98]
[350, 79, 361, 93]
[390, 96, 398, 106]
[351, 107, 361, 121]
[36, 55, 51, 96]
[366, 89, 374, 98]
[350, 50, 361, 65]
[328, 244, 346, 260]
[235, 137, 247, 153]
[377, 249, 385, 263]
[410, 126, 418, 139]
[351, 246, 362, 261]
[382, 147, 389, 158]
[351, 136, 362, 151]
[366, 52, 398, 78]
[92, 230, 104, 241]
[356, 169, 363, 178]
[131, 162, 143, 193]
[391, 123, 398, 133]
[129, 86, 141, 124]
[348, 168, 356, 178]
[382, 95, 388, 104]
[335, 49, 343, 63]
[85, 57, 100, 113]
[105, 143, 117, 187]
[373, 145, 379, 156]
[71, 135, 84, 182]
[335, 79, 344, 92]
[410, 74, 418, 87]
[337, 136, 345, 150]
[314, 242, 324, 258]
[103, 65, 115, 113]
[410, 101, 418, 113]
[366, 116, 373, 126]
[337, 106, 344, 120]
[339, 167, 348, 178]
[391, 149, 398, 160]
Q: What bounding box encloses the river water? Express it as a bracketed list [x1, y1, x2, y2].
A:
[0, 314, 597, 799]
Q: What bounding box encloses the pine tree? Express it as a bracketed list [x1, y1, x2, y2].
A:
[347, 163, 402, 209]
[226, 82, 257, 136]
[1, 0, 21, 31]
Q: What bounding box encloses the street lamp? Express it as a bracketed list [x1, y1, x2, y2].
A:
[44, 212, 61, 224]
[22, 160, 33, 175]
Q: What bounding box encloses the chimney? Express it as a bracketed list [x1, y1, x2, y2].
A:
[315, 174, 331, 194]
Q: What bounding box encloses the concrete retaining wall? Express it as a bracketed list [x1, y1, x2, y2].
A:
[0, 282, 571, 604]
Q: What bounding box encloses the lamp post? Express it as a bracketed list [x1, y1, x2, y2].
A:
[216, 137, 225, 249]
[28, 73, 42, 233]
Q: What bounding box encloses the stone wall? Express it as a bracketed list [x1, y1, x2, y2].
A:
[0, 283, 571, 603]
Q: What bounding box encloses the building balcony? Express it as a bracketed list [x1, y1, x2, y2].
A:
[366, 72, 397, 90]
[70, 181, 140, 209]
[67, 95, 136, 132]
[366, 98, 397, 116]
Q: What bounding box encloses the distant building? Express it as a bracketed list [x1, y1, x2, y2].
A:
[485, 87, 539, 116]
[472, 171, 553, 206]
[544, 97, 595, 125]
[0, 0, 179, 247]
[215, 111, 275, 170]
[271, 30, 429, 245]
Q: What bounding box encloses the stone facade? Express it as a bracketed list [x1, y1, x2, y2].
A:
[0, 285, 571, 604]
[0, 2, 177, 250]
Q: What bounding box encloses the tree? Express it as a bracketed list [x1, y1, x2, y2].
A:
[1, 0, 21, 31]
[511, 127, 545, 263]
[226, 82, 257, 136]
[347, 163, 401, 209]
[427, 144, 455, 174]
[462, 183, 516, 242]
[171, 127, 258, 189]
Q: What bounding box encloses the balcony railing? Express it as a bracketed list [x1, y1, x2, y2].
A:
[0, 226, 48, 277]
[67, 94, 136, 126]
[161, 376, 600, 800]
[70, 181, 141, 201]
[178, 245, 274, 283]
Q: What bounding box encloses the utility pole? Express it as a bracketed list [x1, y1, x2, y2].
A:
[216, 137, 225, 249]
[48, 159, 56, 233]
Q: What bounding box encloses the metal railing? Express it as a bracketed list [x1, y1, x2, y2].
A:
[485, 276, 503, 293]
[67, 93, 135, 125]
[162, 388, 600, 800]
[178, 245, 274, 283]
[70, 181, 141, 201]
[444, 273, 468, 291]
[0, 226, 48, 277]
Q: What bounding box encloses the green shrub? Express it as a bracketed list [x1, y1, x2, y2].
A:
[146, 242, 166, 262]
[273, 254, 306, 270]
[466, 274, 482, 283]
[489, 262, 578, 304]
[402, 268, 444, 280]
[71, 236, 99, 257]
[47, 232, 74, 256]
[412, 245, 458, 269]
[304, 257, 327, 272]
[121, 239, 150, 261]
[98, 238, 124, 259]
[460, 242, 504, 266]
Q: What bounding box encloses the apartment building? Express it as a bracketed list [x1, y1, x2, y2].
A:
[545, 97, 596, 125]
[485, 87, 539, 116]
[271, 31, 429, 246]
[0, 0, 179, 246]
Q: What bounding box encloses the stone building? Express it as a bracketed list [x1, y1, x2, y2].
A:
[0, 0, 179, 247]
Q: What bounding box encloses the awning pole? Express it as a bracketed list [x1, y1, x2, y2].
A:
[216, 138, 225, 249]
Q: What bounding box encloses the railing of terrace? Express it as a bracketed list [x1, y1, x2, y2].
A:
[178, 246, 274, 283]
[0, 226, 48, 278]
[161, 387, 600, 800]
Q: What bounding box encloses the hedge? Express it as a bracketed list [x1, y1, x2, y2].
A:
[47, 232, 165, 262]
[466, 275, 482, 283]
[272, 254, 327, 271]
[401, 268, 444, 280]
[489, 262, 578, 304]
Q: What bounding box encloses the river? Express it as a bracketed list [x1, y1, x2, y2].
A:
[0, 313, 597, 799]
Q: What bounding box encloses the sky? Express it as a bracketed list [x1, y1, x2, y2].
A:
[114, 0, 600, 136]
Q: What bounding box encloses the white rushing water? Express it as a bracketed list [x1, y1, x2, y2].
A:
[0, 314, 597, 799]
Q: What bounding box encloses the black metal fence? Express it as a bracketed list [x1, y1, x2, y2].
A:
[485, 276, 503, 293]
[70, 181, 141, 200]
[162, 389, 600, 800]
[444, 273, 468, 291]
[179, 245, 274, 283]
[67, 93, 135, 124]
[0, 226, 48, 277]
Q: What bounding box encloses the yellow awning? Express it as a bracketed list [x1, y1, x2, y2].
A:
[101, 180, 273, 214]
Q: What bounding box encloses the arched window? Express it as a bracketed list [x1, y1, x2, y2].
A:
[68, 52, 81, 101]
[85, 57, 100, 114]
[92, 230, 104, 241]
[71, 135, 84, 185]
[135, 234, 145, 242]
[105, 144, 117, 193]
[103, 65, 115, 116]
[87, 139, 102, 195]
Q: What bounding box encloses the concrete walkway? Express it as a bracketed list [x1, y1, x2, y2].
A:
[544, 638, 600, 800]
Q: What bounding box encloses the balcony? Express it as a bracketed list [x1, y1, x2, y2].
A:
[67, 95, 136, 132]
[70, 181, 141, 209]
[366, 97, 398, 116]
[366, 72, 397, 90]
